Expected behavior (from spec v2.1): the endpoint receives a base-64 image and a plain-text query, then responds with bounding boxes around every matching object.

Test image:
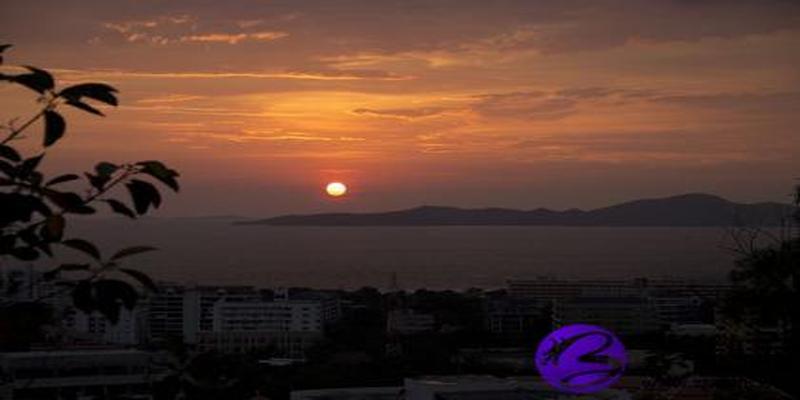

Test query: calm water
[61,218,740,290]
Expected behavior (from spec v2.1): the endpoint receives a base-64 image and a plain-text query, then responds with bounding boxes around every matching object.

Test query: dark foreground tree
[0,45,180,347]
[722,184,800,395]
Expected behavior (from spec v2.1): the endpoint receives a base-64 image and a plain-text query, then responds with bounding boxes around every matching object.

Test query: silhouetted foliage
[722,183,800,395]
[724,185,800,325]
[0,44,180,324]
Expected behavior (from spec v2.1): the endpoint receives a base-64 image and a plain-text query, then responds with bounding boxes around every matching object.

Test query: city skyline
[2,0,799,217]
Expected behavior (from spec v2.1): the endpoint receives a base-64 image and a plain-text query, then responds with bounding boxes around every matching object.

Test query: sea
[47,217,750,290]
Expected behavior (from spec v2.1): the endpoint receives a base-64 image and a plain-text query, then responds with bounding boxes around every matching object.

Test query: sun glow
[325,182,347,197]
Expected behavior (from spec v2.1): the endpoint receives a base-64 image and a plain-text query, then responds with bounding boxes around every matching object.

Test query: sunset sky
[2,0,799,216]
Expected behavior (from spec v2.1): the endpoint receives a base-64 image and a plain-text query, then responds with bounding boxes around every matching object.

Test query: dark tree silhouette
[722,184,800,395]
[0,44,180,336]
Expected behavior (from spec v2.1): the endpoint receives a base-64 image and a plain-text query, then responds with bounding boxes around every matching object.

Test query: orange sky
[2,1,799,216]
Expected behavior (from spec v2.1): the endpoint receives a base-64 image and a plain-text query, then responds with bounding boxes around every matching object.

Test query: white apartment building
[144,283,258,343]
[198,298,326,357]
[212,298,325,333]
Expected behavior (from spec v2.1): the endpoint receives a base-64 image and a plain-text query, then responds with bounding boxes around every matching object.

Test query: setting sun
[325,182,348,197]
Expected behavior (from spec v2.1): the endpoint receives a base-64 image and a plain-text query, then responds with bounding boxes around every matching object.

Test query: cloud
[179,31,288,44]
[508,128,780,164]
[236,19,265,29]
[102,15,196,45]
[469,88,800,121]
[102,14,287,46]
[651,92,800,113]
[352,107,450,119]
[315,0,800,73]
[134,94,206,104]
[471,91,587,120]
[210,130,367,144]
[51,68,414,82]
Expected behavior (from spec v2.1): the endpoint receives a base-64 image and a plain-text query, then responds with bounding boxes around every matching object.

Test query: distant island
[237,193,793,227]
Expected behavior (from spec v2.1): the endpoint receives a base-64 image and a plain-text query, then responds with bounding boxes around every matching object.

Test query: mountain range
[237,193,793,227]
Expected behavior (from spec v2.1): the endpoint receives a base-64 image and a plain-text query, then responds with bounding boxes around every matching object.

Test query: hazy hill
[238,193,792,227]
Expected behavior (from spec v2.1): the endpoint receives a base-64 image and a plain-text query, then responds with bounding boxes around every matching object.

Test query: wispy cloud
[134,94,206,105]
[179,31,288,44]
[210,130,367,144]
[352,107,451,119]
[102,15,287,46]
[102,15,195,45]
[52,68,414,82]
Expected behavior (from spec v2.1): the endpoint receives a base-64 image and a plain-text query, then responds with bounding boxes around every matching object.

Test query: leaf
[11,66,55,94]
[85,172,110,190]
[0,235,16,253]
[0,44,10,65]
[59,83,118,106]
[43,214,65,241]
[18,154,44,178]
[95,161,118,177]
[10,247,39,261]
[27,171,43,187]
[18,226,38,245]
[62,263,92,271]
[104,199,137,219]
[137,160,180,191]
[61,238,101,260]
[72,280,95,313]
[126,179,162,214]
[0,144,21,162]
[43,263,91,281]
[64,99,104,116]
[44,190,95,214]
[0,194,25,223]
[111,245,158,261]
[0,160,16,178]
[43,110,66,147]
[119,268,159,292]
[46,173,80,186]
[0,193,41,224]
[42,269,59,281]
[37,242,53,257]
[28,196,52,217]
[94,279,139,323]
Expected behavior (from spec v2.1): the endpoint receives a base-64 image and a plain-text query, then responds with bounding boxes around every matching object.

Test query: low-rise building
[485,298,549,337]
[386,309,436,335]
[291,375,631,400]
[62,307,140,346]
[555,296,663,336]
[0,349,165,400]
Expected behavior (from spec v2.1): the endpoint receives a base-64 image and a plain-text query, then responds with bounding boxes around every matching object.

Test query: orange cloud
[51,68,414,81]
[179,31,289,44]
